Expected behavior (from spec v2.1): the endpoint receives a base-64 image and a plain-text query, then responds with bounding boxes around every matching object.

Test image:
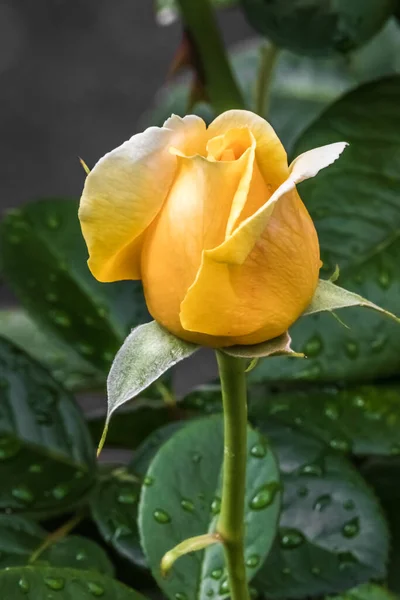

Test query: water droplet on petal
[206,589,214,597]
[303,336,323,357]
[143,476,153,486]
[246,554,260,568]
[153,509,171,524]
[313,494,332,512]
[343,499,355,510]
[87,581,105,597]
[250,443,267,458]
[342,517,360,538]
[44,577,65,590]
[76,550,87,561]
[181,498,194,512]
[249,482,280,510]
[175,593,188,600]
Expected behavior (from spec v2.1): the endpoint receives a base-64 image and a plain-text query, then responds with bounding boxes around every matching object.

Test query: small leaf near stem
[255,42,280,117]
[161,532,221,576]
[216,351,250,600]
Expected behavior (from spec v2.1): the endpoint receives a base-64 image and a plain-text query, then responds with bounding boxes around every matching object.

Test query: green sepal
[303,278,400,323]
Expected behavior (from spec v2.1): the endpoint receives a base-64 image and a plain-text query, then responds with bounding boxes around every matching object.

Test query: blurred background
[0,0,251,210]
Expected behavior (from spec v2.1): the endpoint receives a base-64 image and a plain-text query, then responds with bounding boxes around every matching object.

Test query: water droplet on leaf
[324,402,339,420]
[329,438,351,452]
[153,509,171,524]
[12,485,34,504]
[210,568,223,580]
[87,581,105,597]
[181,498,194,512]
[313,494,332,512]
[279,528,305,549]
[211,497,221,515]
[249,482,280,510]
[303,335,323,357]
[44,577,65,590]
[342,517,360,538]
[345,341,359,359]
[18,578,30,593]
[219,578,230,594]
[246,554,260,568]
[117,491,138,505]
[250,443,267,458]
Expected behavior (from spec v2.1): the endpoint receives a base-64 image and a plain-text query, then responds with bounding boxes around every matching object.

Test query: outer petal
[79,115,206,282]
[180,143,347,342]
[141,145,255,340]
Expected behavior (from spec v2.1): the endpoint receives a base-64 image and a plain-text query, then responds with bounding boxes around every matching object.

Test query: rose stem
[255,42,280,117]
[216,351,250,600]
[175,0,246,113]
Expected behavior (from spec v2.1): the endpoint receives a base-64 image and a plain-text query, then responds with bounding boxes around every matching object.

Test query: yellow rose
[79,110,345,347]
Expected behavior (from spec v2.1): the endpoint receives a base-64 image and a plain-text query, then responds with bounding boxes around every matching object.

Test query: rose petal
[79,115,206,282]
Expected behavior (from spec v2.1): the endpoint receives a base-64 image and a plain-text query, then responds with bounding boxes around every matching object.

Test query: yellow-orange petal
[79,115,206,282]
[208,110,289,207]
[180,142,347,341]
[141,145,255,339]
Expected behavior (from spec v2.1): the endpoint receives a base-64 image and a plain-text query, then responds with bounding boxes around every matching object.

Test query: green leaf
[240,0,394,56]
[328,583,397,600]
[40,537,114,575]
[251,76,400,384]
[0,515,43,568]
[253,420,389,598]
[0,566,147,599]
[0,515,114,574]
[106,322,198,430]
[91,423,182,567]
[0,337,96,518]
[0,199,148,372]
[154,0,236,25]
[138,415,281,600]
[362,457,400,593]
[0,309,102,392]
[249,383,400,457]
